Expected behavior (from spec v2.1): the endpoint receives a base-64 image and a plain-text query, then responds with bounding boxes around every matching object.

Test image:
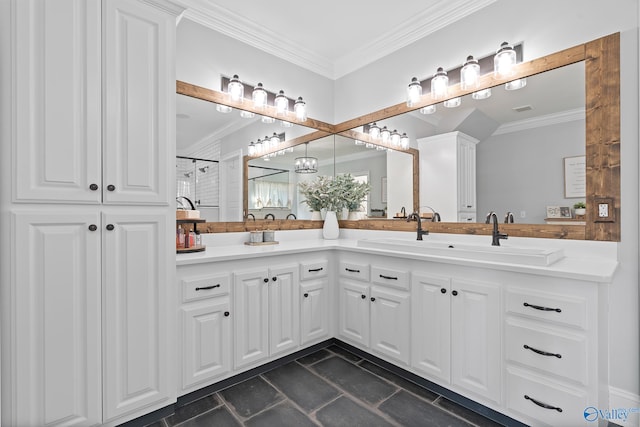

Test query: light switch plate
[595,197,615,222]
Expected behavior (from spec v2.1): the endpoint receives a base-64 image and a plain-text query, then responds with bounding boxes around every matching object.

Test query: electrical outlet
[594,197,615,222]
[520,211,526,218]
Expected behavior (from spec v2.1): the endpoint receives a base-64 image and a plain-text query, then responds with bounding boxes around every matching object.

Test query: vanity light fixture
[240,110,255,119]
[380,126,391,143]
[261,116,275,124]
[390,130,401,147]
[420,105,437,114]
[216,104,232,113]
[494,42,517,78]
[460,55,480,90]
[472,88,492,100]
[400,133,410,149]
[444,97,461,108]
[294,143,318,174]
[505,78,527,90]
[354,139,365,145]
[274,90,289,115]
[252,82,268,109]
[431,67,449,99]
[294,97,307,121]
[270,132,280,148]
[406,77,422,107]
[254,139,263,155]
[248,141,257,156]
[227,74,244,102]
[281,120,293,127]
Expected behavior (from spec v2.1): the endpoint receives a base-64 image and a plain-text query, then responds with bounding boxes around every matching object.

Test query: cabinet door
[102,211,174,420]
[10,212,101,426]
[234,268,270,369]
[269,264,300,356]
[338,280,370,347]
[457,140,476,212]
[13,0,102,203]
[181,299,231,391]
[450,279,501,403]
[102,0,177,205]
[300,278,329,345]
[370,286,411,365]
[411,273,451,382]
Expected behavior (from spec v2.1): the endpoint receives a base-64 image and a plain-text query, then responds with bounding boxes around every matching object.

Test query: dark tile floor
[147,345,506,427]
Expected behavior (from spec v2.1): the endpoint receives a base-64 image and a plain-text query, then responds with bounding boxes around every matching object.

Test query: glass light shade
[354,139,365,145]
[294,156,318,173]
[431,67,449,99]
[261,115,275,124]
[263,135,271,151]
[380,126,391,143]
[376,145,386,151]
[472,88,492,100]
[505,78,527,90]
[216,104,232,113]
[248,141,256,156]
[281,120,293,127]
[294,97,307,121]
[390,130,401,147]
[227,75,244,102]
[365,143,375,149]
[406,77,422,107]
[240,110,255,119]
[420,105,436,114]
[494,42,517,78]
[270,132,280,147]
[274,90,288,115]
[254,139,263,154]
[252,83,267,109]
[444,97,461,108]
[460,56,480,90]
[400,133,410,149]
[369,122,381,139]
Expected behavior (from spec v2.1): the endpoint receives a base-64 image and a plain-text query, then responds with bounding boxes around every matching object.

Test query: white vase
[348,211,360,220]
[575,208,586,216]
[322,211,340,239]
[310,211,322,221]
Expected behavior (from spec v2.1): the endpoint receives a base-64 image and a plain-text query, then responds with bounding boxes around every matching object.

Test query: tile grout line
[257,372,323,426]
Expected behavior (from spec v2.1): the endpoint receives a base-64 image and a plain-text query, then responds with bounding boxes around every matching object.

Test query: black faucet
[400,206,406,218]
[407,212,428,240]
[504,212,515,223]
[486,211,508,246]
[286,213,297,219]
[431,212,441,222]
[246,213,255,221]
[264,213,275,220]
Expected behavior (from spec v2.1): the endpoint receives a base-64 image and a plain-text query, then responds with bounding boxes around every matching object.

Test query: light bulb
[461,56,480,90]
[431,67,449,99]
[252,83,267,109]
[406,77,422,107]
[227,75,244,102]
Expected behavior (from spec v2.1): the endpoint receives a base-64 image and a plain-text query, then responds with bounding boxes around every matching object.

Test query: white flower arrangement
[298,174,371,213]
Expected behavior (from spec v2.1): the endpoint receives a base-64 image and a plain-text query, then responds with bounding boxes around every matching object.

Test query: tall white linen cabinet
[0,0,184,425]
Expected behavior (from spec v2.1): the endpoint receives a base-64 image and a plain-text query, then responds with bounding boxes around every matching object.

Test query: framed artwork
[560,206,571,218]
[564,155,586,198]
[381,177,387,203]
[546,205,562,218]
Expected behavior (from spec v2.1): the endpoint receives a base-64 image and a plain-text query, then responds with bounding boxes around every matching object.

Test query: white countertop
[176,230,619,283]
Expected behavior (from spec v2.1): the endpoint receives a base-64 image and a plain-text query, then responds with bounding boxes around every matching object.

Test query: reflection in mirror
[350,62,585,224]
[176,93,320,221]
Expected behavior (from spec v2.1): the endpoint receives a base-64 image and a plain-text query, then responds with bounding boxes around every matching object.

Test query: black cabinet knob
[107,184,115,191]
[272,277,277,282]
[88,224,97,231]
[304,293,309,298]
[263,278,269,283]
[89,183,99,191]
[361,294,366,299]
[106,224,115,231]
[370,297,376,302]
[441,288,447,294]
[452,290,458,296]
[224,311,230,317]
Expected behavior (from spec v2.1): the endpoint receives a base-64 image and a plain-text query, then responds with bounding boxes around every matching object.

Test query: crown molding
[492,108,585,135]
[176,0,495,80]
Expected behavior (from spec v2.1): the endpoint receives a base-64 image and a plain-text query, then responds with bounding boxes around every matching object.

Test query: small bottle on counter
[177,228,185,249]
[189,229,195,247]
[195,230,202,247]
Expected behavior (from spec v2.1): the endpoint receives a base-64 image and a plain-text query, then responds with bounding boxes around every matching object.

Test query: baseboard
[605,387,640,426]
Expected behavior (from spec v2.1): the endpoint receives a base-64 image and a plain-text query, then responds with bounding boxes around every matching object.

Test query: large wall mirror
[177,33,619,241]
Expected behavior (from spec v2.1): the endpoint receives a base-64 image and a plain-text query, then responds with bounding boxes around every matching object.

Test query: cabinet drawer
[506,288,587,330]
[339,261,370,282]
[300,260,328,280]
[371,266,409,290]
[181,273,230,303]
[506,367,588,427]
[506,319,587,385]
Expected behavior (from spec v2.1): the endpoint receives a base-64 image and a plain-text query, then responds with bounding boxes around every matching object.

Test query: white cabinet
[178,271,232,394]
[234,264,299,369]
[300,260,330,345]
[412,273,501,404]
[3,0,182,425]
[418,131,478,222]
[338,260,411,366]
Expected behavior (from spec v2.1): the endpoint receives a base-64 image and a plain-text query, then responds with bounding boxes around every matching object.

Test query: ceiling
[175,0,497,79]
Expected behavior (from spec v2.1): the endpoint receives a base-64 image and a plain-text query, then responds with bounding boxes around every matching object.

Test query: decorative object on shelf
[295,143,318,174]
[322,211,339,239]
[573,201,586,216]
[310,211,322,221]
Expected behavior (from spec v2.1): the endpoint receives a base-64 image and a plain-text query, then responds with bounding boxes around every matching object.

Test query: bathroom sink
[356,238,564,266]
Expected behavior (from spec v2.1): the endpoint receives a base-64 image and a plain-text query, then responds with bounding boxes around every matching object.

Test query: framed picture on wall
[381,177,387,203]
[546,205,562,218]
[564,155,586,198]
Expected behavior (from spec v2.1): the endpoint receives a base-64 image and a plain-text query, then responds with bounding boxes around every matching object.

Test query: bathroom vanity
[176,231,617,427]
